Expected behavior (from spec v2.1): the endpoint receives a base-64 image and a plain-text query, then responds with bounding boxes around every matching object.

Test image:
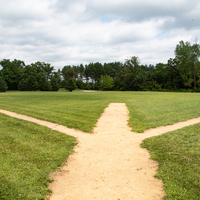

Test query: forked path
[1,103,200,199]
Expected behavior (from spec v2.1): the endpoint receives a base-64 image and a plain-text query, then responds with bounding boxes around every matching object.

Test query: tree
[26,75,39,91]
[94,78,101,90]
[62,65,72,80]
[65,67,78,80]
[18,78,28,91]
[50,75,60,91]
[87,63,95,84]
[0,76,8,92]
[123,56,144,90]
[166,58,184,89]
[84,64,90,83]
[100,75,114,90]
[0,59,25,90]
[149,80,162,91]
[124,56,141,74]
[39,62,54,80]
[76,78,84,89]
[22,63,47,91]
[175,40,200,90]
[93,62,103,82]
[150,63,167,89]
[39,76,52,91]
[65,78,76,92]
[78,64,85,80]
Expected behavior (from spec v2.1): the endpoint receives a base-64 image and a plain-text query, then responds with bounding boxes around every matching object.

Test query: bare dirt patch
[83,90,98,92]
[1,104,200,200]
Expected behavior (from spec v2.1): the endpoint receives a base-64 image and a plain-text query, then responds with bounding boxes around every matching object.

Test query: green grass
[1,91,200,199]
[0,91,111,133]
[141,124,200,199]
[0,113,76,200]
[1,91,200,132]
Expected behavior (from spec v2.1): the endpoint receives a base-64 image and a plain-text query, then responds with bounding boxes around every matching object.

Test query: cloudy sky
[0,0,199,70]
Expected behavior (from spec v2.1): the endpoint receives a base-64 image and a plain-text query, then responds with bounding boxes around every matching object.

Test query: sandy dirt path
[1,104,200,199]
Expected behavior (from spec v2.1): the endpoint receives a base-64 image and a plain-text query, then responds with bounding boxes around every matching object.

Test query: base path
[1,104,200,200]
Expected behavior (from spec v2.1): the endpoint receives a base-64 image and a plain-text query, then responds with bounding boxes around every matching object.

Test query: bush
[86,83,92,90]
[0,76,8,92]
[65,78,76,92]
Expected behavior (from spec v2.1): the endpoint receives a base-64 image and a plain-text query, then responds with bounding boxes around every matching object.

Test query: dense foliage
[0,76,7,92]
[1,40,200,92]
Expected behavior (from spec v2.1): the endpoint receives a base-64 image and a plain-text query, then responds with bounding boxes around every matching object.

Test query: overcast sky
[0,0,200,70]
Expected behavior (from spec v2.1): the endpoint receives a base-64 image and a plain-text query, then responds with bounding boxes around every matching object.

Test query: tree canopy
[175,41,200,90]
[1,40,200,92]
[0,76,8,92]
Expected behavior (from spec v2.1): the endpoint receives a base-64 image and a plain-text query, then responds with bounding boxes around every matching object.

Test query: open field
[1,91,200,199]
[0,113,76,199]
[1,91,200,132]
[142,124,200,199]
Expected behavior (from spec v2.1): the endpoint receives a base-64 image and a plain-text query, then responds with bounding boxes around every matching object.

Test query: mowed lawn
[1,91,200,199]
[0,113,76,200]
[1,91,200,133]
[142,124,200,199]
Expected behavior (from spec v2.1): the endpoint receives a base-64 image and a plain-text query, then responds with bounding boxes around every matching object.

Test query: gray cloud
[0,0,200,69]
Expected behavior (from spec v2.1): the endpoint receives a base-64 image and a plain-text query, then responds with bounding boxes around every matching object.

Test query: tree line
[0,40,200,92]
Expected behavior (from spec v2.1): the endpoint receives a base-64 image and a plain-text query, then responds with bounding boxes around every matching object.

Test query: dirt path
[1,104,200,199]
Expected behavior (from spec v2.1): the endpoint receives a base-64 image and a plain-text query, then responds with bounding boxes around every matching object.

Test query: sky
[0,0,200,70]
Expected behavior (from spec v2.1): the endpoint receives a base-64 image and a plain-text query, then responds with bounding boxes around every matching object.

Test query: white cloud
[0,0,200,69]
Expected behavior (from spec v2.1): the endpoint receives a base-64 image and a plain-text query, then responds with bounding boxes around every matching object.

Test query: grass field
[1,91,200,132]
[0,113,76,200]
[141,124,200,199]
[1,90,200,199]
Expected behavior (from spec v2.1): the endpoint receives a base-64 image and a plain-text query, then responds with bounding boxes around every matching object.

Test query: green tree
[87,63,95,84]
[76,78,84,89]
[26,75,39,91]
[84,64,90,83]
[65,78,76,92]
[50,75,60,91]
[124,56,140,73]
[175,40,200,90]
[39,62,54,80]
[100,75,114,90]
[149,80,162,91]
[65,67,78,80]
[122,56,144,91]
[94,78,101,90]
[39,76,52,91]
[93,62,103,82]
[62,65,71,80]
[0,76,8,92]
[166,58,184,89]
[150,63,167,89]
[22,63,48,91]
[18,78,28,91]
[78,64,85,80]
[0,59,24,90]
